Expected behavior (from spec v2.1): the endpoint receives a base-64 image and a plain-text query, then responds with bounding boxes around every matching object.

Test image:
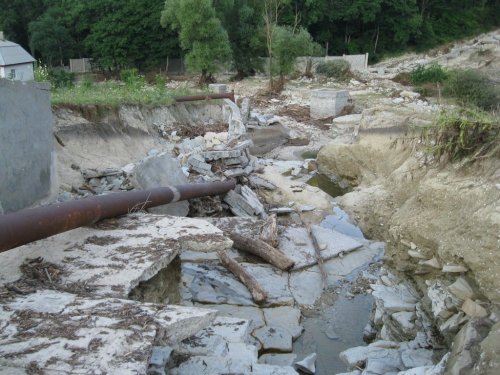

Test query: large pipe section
[0,181,235,253]
[174,92,235,103]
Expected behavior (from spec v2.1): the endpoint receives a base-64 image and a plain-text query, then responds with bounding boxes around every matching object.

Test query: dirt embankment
[317,126,500,306]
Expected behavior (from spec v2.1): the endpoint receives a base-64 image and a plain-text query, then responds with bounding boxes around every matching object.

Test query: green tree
[270,25,316,91]
[215,0,265,79]
[161,0,232,83]
[29,7,75,66]
[0,0,45,52]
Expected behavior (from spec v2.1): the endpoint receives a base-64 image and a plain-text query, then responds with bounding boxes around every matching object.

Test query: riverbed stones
[446,318,492,375]
[426,281,459,319]
[461,298,488,318]
[294,353,317,374]
[448,277,475,301]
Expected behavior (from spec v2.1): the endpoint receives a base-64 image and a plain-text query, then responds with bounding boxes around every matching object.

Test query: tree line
[1,0,498,75]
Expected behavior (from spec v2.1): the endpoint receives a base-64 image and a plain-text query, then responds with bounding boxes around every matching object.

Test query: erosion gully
[131,175,382,374]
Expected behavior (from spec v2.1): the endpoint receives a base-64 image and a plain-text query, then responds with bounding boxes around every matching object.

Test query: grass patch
[421,108,499,161]
[443,69,499,111]
[51,81,195,106]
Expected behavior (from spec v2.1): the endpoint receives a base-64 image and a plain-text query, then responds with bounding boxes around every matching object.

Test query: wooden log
[296,210,328,290]
[259,213,279,248]
[217,250,267,304]
[230,233,294,271]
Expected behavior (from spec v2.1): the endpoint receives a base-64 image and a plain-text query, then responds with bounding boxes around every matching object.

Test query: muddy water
[307,174,349,199]
[294,293,374,374]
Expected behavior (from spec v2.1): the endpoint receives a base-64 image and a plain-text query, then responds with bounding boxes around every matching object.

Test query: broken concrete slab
[252,364,299,374]
[176,316,251,356]
[253,326,293,352]
[240,263,294,306]
[371,284,418,314]
[199,304,266,331]
[131,153,189,216]
[249,174,278,190]
[279,226,363,270]
[223,186,266,218]
[0,290,216,374]
[0,214,229,298]
[187,153,214,176]
[289,267,324,307]
[203,149,242,161]
[181,262,256,306]
[263,306,303,339]
[171,355,253,375]
[323,241,385,281]
[259,353,298,366]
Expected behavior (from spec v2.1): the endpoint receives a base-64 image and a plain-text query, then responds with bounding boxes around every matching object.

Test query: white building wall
[0,63,34,81]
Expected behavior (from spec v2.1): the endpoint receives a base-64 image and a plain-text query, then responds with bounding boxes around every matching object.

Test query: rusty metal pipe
[174,91,235,103]
[0,181,235,253]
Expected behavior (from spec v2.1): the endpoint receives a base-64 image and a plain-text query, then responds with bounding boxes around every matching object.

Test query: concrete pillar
[310,89,352,119]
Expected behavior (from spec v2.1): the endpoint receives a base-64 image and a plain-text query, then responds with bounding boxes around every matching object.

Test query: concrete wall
[0,79,55,213]
[0,63,34,81]
[295,54,369,73]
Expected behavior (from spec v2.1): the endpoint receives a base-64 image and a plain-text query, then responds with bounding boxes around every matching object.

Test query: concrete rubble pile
[337,266,498,375]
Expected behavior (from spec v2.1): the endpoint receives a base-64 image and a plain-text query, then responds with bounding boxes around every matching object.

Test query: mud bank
[317,118,500,373]
[52,102,228,191]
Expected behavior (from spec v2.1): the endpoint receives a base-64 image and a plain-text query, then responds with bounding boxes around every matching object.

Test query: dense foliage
[0,0,498,72]
[316,60,352,81]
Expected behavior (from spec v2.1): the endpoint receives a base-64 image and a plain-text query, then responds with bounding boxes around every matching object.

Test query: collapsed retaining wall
[0,79,55,213]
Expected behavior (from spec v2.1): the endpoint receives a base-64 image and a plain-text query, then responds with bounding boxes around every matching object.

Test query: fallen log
[229,233,294,271]
[259,213,279,248]
[217,250,267,304]
[296,210,328,290]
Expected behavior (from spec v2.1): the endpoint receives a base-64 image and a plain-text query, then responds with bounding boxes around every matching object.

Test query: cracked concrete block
[263,306,303,339]
[253,326,293,352]
[0,290,217,374]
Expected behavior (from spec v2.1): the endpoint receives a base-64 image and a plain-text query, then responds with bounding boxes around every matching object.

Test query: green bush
[421,108,499,161]
[49,69,75,88]
[410,64,448,85]
[316,60,351,81]
[443,69,499,111]
[154,74,167,91]
[120,68,145,88]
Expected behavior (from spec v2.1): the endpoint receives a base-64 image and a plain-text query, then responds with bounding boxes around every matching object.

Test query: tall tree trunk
[373,25,380,55]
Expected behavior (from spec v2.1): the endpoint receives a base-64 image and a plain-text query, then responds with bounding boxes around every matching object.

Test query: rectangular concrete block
[208,83,227,94]
[310,89,352,119]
